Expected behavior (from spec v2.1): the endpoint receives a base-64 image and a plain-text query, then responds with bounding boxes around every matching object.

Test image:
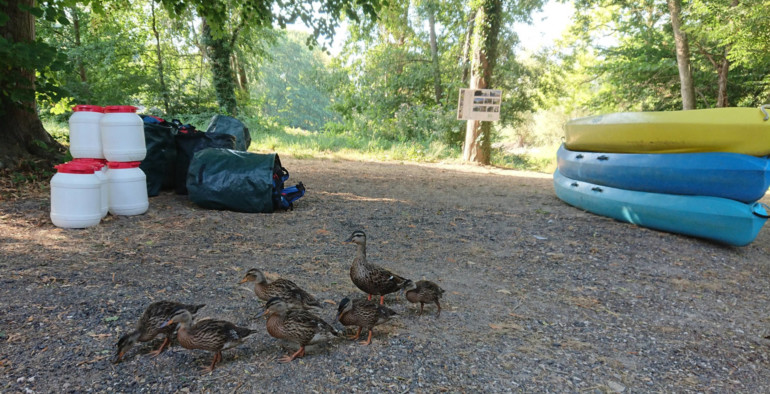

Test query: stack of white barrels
[50,105,149,228]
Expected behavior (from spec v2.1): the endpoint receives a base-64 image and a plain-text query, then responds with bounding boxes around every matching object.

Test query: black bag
[204,115,252,151]
[173,123,236,195]
[186,148,305,213]
[139,115,176,197]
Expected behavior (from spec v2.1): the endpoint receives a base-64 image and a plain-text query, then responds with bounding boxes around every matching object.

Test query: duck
[257,297,341,362]
[335,297,397,345]
[403,279,445,317]
[239,268,322,314]
[112,301,205,363]
[345,230,409,305]
[160,309,258,372]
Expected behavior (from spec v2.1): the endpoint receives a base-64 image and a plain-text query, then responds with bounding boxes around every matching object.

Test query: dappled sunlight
[317,191,407,204]
[1,224,91,255]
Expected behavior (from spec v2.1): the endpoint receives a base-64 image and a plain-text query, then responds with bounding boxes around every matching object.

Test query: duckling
[160,309,257,372]
[335,297,397,345]
[403,279,445,317]
[257,297,341,362]
[112,301,205,363]
[239,268,322,314]
[345,230,409,305]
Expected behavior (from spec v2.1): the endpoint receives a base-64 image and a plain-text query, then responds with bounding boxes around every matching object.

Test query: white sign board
[457,88,502,121]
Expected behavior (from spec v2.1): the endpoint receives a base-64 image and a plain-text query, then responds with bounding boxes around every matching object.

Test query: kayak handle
[591,187,603,192]
[575,154,584,159]
[752,202,770,219]
[570,182,579,187]
[761,104,769,121]
[597,155,609,161]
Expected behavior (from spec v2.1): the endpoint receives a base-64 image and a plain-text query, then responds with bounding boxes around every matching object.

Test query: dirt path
[2,156,770,392]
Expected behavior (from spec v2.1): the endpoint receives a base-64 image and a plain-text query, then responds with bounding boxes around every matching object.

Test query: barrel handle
[761,104,769,121]
[752,202,770,219]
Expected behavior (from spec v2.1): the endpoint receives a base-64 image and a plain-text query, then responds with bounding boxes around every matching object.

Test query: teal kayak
[553,169,769,246]
[557,144,770,203]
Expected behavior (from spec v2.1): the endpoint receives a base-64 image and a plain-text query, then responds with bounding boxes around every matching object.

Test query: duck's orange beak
[238,277,249,284]
[159,318,174,328]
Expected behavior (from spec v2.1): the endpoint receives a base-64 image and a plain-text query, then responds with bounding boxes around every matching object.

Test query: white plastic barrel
[50,162,102,228]
[71,158,109,218]
[69,105,105,159]
[107,161,148,216]
[101,105,146,162]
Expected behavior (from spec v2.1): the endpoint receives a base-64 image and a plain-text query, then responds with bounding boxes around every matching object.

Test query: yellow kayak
[564,106,770,156]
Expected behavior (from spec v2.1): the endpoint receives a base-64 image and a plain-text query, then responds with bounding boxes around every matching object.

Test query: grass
[247,122,556,172]
[40,117,557,173]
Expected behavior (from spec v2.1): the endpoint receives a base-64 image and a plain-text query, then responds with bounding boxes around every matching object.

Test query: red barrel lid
[104,105,138,113]
[107,161,142,169]
[55,163,96,174]
[71,158,105,169]
[72,104,104,113]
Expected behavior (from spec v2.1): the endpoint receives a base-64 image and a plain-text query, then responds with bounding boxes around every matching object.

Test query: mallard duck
[112,301,205,363]
[257,297,341,362]
[239,268,322,314]
[345,230,409,305]
[160,309,257,372]
[403,279,445,317]
[335,297,397,345]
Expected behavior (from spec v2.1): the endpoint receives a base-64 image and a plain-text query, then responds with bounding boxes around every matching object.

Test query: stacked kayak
[555,106,770,246]
[564,107,770,155]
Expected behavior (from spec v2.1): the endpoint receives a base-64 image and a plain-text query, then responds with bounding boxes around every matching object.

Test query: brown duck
[239,268,322,314]
[335,297,397,345]
[161,309,257,372]
[345,230,409,305]
[257,297,341,362]
[403,279,445,317]
[112,301,205,363]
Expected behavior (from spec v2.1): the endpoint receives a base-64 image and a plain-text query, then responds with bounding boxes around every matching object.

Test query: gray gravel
[2,157,770,392]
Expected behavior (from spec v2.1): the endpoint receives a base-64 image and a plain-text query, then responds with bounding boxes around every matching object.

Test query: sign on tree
[457,89,502,121]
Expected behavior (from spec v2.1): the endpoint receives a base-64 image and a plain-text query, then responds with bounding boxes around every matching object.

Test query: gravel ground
[2,156,770,393]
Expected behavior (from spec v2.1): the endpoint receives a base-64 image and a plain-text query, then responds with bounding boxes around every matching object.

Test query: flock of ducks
[111,230,445,372]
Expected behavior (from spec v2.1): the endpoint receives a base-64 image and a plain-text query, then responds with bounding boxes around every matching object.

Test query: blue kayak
[557,144,770,203]
[553,169,769,246]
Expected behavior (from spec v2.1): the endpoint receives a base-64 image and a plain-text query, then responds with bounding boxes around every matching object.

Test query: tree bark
[462,0,502,165]
[0,0,65,171]
[71,8,87,84]
[427,5,442,104]
[716,55,730,107]
[201,18,238,116]
[460,10,476,86]
[151,3,171,115]
[667,0,695,110]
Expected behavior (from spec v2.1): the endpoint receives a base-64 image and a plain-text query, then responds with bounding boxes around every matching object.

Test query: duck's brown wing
[365,264,409,295]
[417,280,445,298]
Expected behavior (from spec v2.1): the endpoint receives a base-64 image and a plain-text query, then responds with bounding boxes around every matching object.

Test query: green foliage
[562,0,770,112]
[252,31,341,131]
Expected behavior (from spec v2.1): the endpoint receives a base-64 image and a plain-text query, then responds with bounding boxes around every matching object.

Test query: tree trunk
[71,8,87,84]
[667,0,695,110]
[427,6,442,104]
[460,10,476,86]
[716,55,730,107]
[462,0,502,165]
[151,3,171,115]
[0,0,65,171]
[201,19,238,116]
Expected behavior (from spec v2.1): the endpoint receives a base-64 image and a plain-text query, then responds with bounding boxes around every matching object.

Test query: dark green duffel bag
[186,148,291,213]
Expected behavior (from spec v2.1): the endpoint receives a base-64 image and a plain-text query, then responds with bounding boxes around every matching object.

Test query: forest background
[4,0,770,179]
